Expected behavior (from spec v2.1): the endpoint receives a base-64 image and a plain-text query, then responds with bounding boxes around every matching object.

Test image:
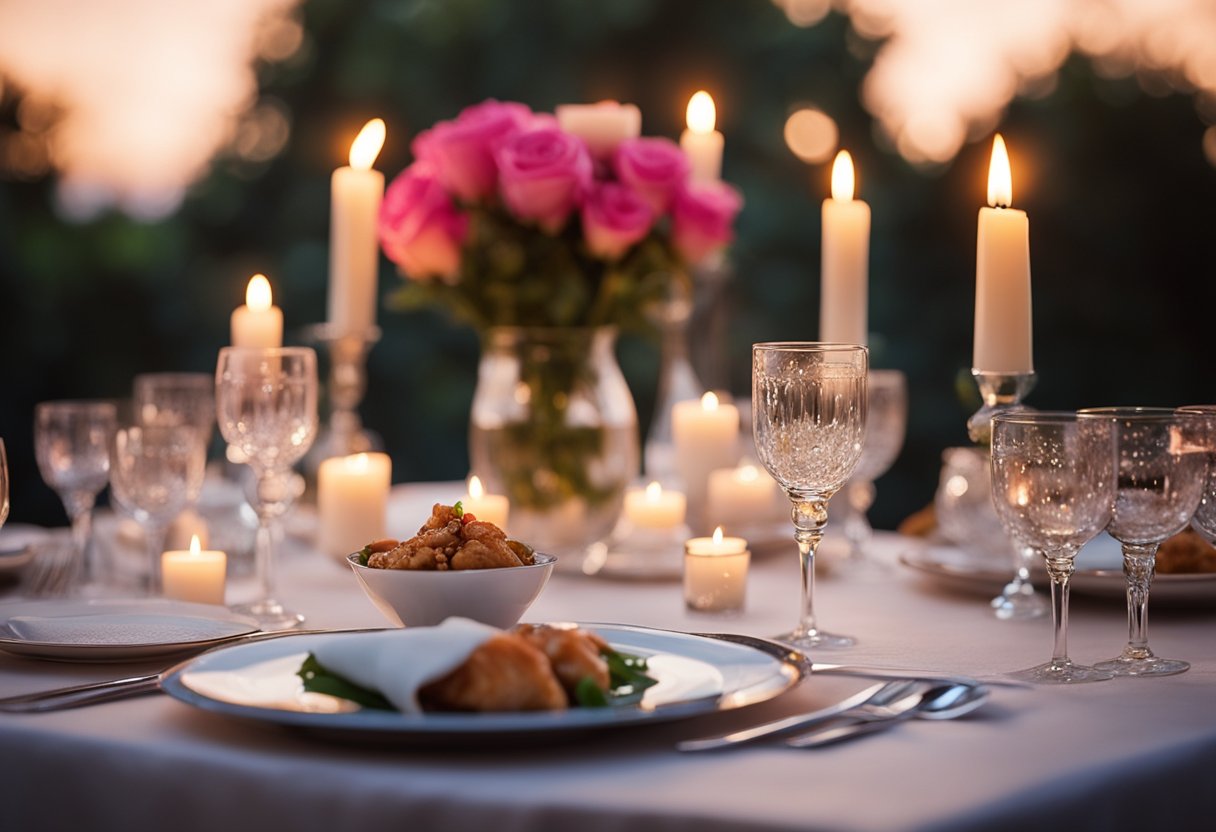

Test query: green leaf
[297,653,394,710]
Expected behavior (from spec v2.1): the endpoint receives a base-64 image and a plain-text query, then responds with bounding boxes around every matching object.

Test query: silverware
[0,674,161,713]
[785,682,990,748]
[677,678,926,752]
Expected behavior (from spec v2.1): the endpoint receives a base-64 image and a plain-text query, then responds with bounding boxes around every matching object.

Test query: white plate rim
[0,599,261,662]
[159,623,808,741]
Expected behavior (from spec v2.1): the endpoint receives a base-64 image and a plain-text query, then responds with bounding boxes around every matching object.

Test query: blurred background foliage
[2,0,1215,530]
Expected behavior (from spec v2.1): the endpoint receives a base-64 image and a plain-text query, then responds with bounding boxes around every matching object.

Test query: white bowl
[346,552,556,629]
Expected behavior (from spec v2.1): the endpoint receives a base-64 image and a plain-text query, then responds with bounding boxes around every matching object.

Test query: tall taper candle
[329,118,386,337]
[819,150,870,345]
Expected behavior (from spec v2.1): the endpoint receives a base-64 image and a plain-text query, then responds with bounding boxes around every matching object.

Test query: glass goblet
[1177,405,1216,545]
[1079,407,1207,677]
[216,347,318,629]
[133,372,216,451]
[0,438,9,531]
[990,411,1117,684]
[34,400,117,590]
[840,369,906,571]
[108,423,207,594]
[752,342,868,650]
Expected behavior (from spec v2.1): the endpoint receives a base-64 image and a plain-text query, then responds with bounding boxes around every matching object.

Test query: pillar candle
[555,101,641,159]
[461,475,510,530]
[706,464,782,529]
[672,392,740,530]
[684,527,749,613]
[820,150,870,345]
[679,91,724,183]
[162,535,227,606]
[230,274,283,348]
[318,452,392,558]
[624,481,687,530]
[328,118,386,337]
[974,134,1033,373]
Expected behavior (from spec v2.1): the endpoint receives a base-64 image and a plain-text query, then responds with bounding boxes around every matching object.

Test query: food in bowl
[297,617,656,713]
[357,502,535,571]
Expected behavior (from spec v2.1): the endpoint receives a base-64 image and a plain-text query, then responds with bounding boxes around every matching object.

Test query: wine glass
[839,369,906,570]
[133,372,216,451]
[752,342,867,649]
[990,411,1117,684]
[216,347,318,629]
[1177,405,1216,545]
[108,422,207,594]
[34,400,117,590]
[1079,407,1207,677]
[0,438,9,531]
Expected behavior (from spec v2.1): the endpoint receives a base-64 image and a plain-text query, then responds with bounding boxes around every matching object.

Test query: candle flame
[346,453,369,472]
[831,149,855,201]
[712,526,724,544]
[469,475,485,499]
[645,481,663,501]
[189,534,201,555]
[987,133,1013,208]
[686,91,716,134]
[245,274,272,310]
[701,391,720,411]
[349,118,386,170]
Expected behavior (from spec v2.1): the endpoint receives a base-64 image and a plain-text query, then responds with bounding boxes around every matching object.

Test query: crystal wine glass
[0,438,9,532]
[108,422,207,594]
[1177,405,1216,545]
[34,400,117,590]
[990,411,1117,684]
[133,372,216,452]
[752,342,867,649]
[840,369,906,570]
[1079,407,1207,677]
[216,347,318,629]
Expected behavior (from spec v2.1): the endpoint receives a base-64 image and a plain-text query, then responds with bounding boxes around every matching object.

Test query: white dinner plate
[159,624,808,746]
[0,524,51,576]
[0,599,261,662]
[899,534,1216,607]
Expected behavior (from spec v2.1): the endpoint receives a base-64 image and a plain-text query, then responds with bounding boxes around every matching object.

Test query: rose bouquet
[375,100,742,556]
[377,98,742,331]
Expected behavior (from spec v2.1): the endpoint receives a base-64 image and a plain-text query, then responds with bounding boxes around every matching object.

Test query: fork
[677,678,927,752]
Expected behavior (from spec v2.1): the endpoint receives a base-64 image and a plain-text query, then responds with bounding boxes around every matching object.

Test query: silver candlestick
[303,323,382,464]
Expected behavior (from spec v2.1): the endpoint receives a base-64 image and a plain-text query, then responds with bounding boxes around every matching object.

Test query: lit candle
[461,475,510,530]
[624,481,687,530]
[230,274,283,348]
[679,91,724,183]
[317,452,392,558]
[673,392,740,530]
[165,509,210,552]
[329,118,386,337]
[706,464,782,529]
[555,101,642,159]
[162,535,227,606]
[819,149,870,345]
[974,133,1033,373]
[684,527,750,613]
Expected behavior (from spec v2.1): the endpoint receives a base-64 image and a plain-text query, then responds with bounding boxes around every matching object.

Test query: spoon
[785,682,989,748]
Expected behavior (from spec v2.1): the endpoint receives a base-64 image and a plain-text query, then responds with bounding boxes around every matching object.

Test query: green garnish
[575,648,659,708]
[355,546,372,566]
[453,500,464,517]
[298,653,393,710]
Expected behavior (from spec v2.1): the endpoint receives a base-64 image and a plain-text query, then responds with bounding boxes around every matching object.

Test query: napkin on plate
[5,613,255,646]
[311,617,499,713]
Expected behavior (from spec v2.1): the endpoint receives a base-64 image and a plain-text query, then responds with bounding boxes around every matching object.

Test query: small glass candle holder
[684,530,750,614]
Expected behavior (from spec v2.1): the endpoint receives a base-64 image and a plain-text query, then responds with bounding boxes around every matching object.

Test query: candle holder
[966,370,1037,445]
[303,323,383,466]
[683,537,750,615]
[644,282,704,482]
[581,517,691,580]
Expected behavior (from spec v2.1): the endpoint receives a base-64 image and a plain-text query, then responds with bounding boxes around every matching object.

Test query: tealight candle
[162,535,227,605]
[680,91,724,183]
[329,118,386,337]
[555,101,641,159]
[974,133,1033,373]
[706,464,782,529]
[461,475,510,530]
[684,527,749,613]
[672,392,739,530]
[820,149,870,345]
[230,274,283,348]
[318,452,392,558]
[624,481,687,530]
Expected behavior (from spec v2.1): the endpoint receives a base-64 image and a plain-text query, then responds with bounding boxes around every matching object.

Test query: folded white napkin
[311,617,500,713]
[5,613,254,645]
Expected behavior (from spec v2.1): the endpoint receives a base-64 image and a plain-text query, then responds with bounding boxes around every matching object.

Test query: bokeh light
[784,107,839,164]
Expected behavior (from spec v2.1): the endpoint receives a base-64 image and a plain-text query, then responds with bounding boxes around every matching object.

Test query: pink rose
[581,182,653,260]
[411,99,532,203]
[378,163,468,281]
[495,128,593,233]
[671,181,743,265]
[612,137,691,215]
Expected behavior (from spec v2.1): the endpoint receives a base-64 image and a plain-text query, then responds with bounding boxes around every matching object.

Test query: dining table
[2,480,1215,832]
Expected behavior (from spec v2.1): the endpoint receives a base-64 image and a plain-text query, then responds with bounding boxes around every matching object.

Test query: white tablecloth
[2,483,1215,832]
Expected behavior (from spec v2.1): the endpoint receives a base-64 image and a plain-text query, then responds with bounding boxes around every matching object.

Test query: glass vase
[469,327,639,568]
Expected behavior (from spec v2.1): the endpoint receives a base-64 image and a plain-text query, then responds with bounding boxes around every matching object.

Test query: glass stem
[791,496,829,641]
[843,480,875,554]
[1121,542,1158,658]
[253,518,276,604]
[250,468,293,605]
[64,492,97,586]
[144,522,169,596]
[1044,550,1075,665]
[1015,543,1035,585]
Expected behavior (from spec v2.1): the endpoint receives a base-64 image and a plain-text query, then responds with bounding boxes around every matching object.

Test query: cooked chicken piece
[514,623,610,696]
[420,632,568,711]
[366,503,531,571]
